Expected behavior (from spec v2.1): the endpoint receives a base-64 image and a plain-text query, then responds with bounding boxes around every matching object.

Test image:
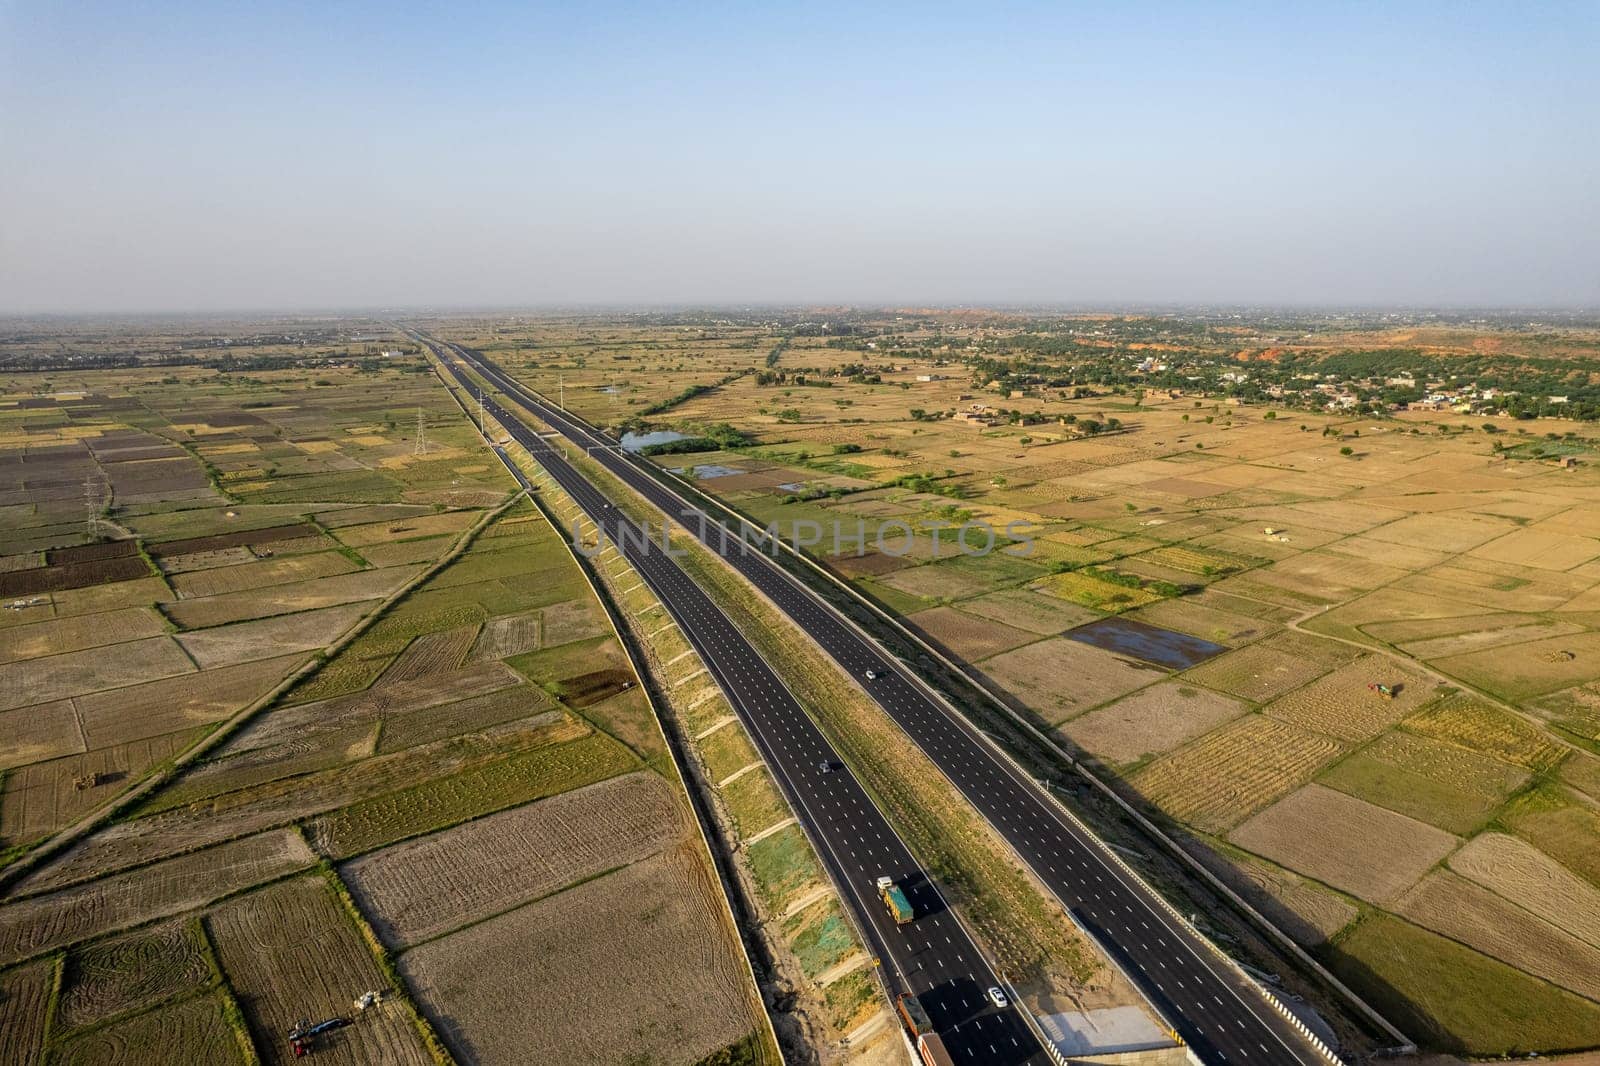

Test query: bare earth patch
[1061,683,1246,765]
[1448,831,1600,949]
[979,637,1165,723]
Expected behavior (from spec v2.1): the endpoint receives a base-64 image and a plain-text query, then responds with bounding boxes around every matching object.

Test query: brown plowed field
[0,606,167,664]
[77,653,307,749]
[1061,683,1246,765]
[171,550,359,599]
[399,842,754,1066]
[209,875,433,1066]
[0,830,314,965]
[344,771,683,947]
[0,698,81,770]
[540,596,610,647]
[176,602,373,668]
[1229,784,1458,903]
[167,567,418,631]
[0,636,194,712]
[146,522,320,558]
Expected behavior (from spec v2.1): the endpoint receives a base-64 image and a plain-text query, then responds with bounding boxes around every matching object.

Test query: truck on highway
[876,876,914,924]
[895,993,932,1035]
[916,1033,956,1066]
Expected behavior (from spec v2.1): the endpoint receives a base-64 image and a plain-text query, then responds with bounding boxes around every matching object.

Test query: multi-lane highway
[428,339,1049,1066]
[431,335,1334,1065]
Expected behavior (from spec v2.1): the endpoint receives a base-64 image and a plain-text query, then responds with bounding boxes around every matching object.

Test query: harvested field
[345,771,684,947]
[469,613,540,660]
[1126,596,1274,647]
[1431,631,1600,702]
[0,830,315,965]
[957,588,1099,635]
[170,550,359,599]
[52,992,247,1066]
[0,698,82,770]
[1061,683,1245,765]
[980,637,1166,723]
[58,918,214,1031]
[146,522,321,558]
[2,727,205,844]
[380,624,478,685]
[399,843,754,1066]
[0,606,167,664]
[77,653,306,748]
[905,605,1039,661]
[336,509,479,547]
[227,661,522,754]
[307,728,634,858]
[377,688,553,754]
[1229,784,1457,903]
[209,875,433,1066]
[1132,716,1343,833]
[1181,629,1355,703]
[877,561,995,602]
[1264,655,1433,742]
[0,957,52,1066]
[1317,733,1526,834]
[1396,870,1600,1000]
[1448,832,1600,948]
[1402,693,1561,768]
[0,636,194,712]
[165,565,420,630]
[1186,843,1357,947]
[540,596,610,646]
[177,601,373,667]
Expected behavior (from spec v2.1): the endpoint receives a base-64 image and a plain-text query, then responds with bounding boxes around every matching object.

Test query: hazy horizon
[3,1,1597,313]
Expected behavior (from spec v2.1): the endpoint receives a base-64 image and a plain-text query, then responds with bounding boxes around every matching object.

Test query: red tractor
[287,1017,349,1056]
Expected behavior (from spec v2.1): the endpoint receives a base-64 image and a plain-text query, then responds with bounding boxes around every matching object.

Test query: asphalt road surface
[432,336,1333,1066]
[430,342,1050,1066]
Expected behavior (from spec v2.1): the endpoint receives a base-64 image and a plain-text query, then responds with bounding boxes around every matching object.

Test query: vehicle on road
[916,1032,956,1066]
[817,759,839,774]
[987,986,1009,1008]
[864,668,877,680]
[895,992,933,1035]
[876,875,914,924]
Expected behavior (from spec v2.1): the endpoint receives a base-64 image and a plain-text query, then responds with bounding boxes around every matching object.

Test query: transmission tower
[413,408,429,457]
[83,473,105,540]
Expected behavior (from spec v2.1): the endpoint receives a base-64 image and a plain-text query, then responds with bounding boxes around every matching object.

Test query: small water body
[1065,616,1227,670]
[681,464,743,479]
[777,482,807,493]
[620,430,691,453]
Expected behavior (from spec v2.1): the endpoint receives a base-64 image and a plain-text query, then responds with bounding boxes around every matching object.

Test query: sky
[1,1,1597,312]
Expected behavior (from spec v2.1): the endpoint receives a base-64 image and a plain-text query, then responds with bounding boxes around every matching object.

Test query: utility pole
[477,390,486,433]
[413,408,429,457]
[83,473,104,540]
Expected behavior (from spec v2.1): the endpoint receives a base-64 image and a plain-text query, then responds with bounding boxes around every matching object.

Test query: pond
[1064,616,1227,670]
[669,464,744,479]
[620,429,692,453]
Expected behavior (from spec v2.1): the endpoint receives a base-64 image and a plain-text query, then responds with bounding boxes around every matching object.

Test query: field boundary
[0,494,521,895]
[439,358,785,1066]
[506,375,1416,1053]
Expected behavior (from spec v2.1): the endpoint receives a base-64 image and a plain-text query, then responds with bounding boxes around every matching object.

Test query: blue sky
[1,1,1596,310]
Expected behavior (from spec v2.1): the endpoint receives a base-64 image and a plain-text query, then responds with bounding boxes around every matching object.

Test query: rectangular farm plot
[951,587,1099,635]
[177,601,373,668]
[1061,683,1246,766]
[52,992,247,1066]
[1396,870,1600,1001]
[0,830,315,966]
[164,565,422,630]
[905,605,1039,661]
[344,771,685,947]
[0,698,82,770]
[1031,570,1161,612]
[169,550,360,599]
[1470,526,1600,572]
[1125,596,1275,647]
[1403,693,1562,769]
[0,636,194,712]
[209,875,433,1066]
[1429,631,1600,702]
[77,653,306,748]
[0,957,52,1066]
[398,843,757,1066]
[0,606,167,664]
[1448,832,1600,950]
[57,918,214,1032]
[1131,715,1343,833]
[979,637,1166,724]
[1263,655,1434,742]
[1316,731,1527,834]
[1229,784,1457,903]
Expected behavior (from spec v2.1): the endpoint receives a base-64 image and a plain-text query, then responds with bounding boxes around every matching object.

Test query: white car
[864,669,877,681]
[987,986,1008,1009]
